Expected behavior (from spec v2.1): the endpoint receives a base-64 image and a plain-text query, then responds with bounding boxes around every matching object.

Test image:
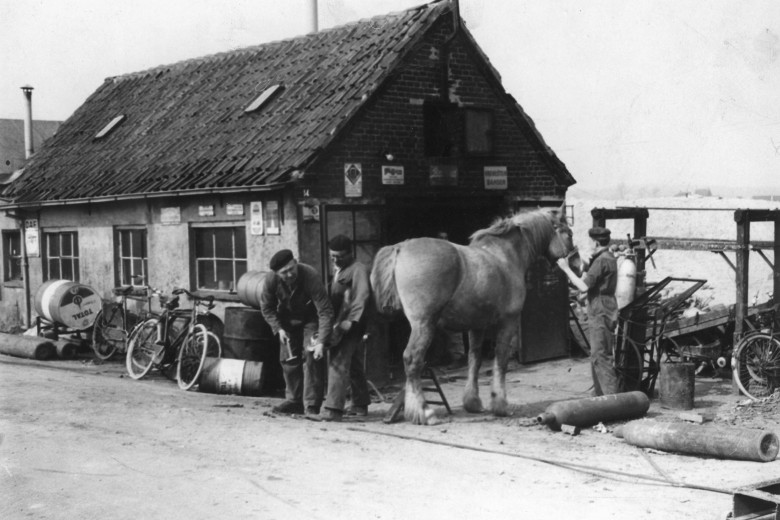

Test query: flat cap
[269,249,294,271]
[588,227,611,240]
[327,234,352,252]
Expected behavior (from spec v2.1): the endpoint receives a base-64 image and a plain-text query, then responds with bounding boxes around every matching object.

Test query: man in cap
[557,226,619,395]
[315,234,372,422]
[259,249,334,417]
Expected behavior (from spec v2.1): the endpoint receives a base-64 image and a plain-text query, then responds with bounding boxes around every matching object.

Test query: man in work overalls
[259,249,334,417]
[557,227,619,395]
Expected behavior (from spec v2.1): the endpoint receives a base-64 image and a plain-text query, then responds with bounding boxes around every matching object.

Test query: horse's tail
[370,245,403,316]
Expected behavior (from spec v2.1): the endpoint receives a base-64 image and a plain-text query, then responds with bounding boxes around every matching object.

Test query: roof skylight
[244,84,284,113]
[94,115,126,139]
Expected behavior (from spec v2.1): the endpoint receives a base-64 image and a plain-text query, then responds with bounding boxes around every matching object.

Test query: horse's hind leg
[463,329,486,413]
[403,321,437,425]
[489,324,517,417]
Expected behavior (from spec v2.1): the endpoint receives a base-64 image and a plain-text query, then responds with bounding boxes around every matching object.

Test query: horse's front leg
[490,323,518,417]
[463,329,486,413]
[403,321,437,425]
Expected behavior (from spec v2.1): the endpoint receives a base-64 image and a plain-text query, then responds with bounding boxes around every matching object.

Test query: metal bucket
[198,357,265,396]
[236,271,267,308]
[34,279,102,330]
[659,362,695,410]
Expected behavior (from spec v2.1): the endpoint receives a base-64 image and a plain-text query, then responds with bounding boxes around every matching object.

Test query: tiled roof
[6,1,451,204]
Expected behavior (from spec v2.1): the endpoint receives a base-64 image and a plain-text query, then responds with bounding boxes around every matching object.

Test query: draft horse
[370,206,576,425]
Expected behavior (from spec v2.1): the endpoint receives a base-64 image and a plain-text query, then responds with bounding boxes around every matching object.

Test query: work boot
[319,408,343,422]
[272,400,304,415]
[345,405,368,417]
[305,406,321,419]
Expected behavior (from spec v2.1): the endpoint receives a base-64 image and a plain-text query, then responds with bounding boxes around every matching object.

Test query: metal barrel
[198,357,265,396]
[0,332,56,360]
[34,279,102,330]
[222,306,283,394]
[236,271,268,309]
[536,391,650,431]
[658,361,695,410]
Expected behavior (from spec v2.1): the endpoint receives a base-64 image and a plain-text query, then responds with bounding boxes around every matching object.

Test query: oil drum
[222,306,283,394]
[198,357,265,396]
[236,270,267,308]
[658,361,695,410]
[34,279,102,330]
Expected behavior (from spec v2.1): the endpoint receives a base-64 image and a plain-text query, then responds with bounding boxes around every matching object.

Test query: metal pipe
[21,85,34,158]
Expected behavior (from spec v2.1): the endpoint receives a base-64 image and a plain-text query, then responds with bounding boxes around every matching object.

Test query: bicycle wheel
[126,318,163,380]
[92,305,125,360]
[733,332,780,399]
[177,324,221,390]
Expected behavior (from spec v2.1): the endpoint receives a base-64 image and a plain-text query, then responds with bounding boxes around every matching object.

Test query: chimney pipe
[21,85,34,159]
[305,0,318,34]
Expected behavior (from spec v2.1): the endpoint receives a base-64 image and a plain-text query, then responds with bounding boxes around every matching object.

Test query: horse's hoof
[463,395,484,414]
[490,398,511,417]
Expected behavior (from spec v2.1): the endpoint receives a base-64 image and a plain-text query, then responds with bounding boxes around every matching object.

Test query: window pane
[49,260,60,280]
[62,260,73,280]
[216,260,233,286]
[197,259,215,289]
[61,234,73,256]
[120,230,132,256]
[466,109,492,153]
[234,228,246,257]
[235,261,247,284]
[48,235,59,256]
[327,211,354,239]
[355,210,380,241]
[121,259,132,285]
[131,230,144,257]
[214,229,232,257]
[195,229,213,257]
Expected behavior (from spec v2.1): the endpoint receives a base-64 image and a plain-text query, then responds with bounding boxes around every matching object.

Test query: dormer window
[95,115,126,139]
[244,84,284,113]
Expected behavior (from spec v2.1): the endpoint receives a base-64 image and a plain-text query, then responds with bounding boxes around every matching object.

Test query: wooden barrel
[236,271,268,309]
[34,280,102,330]
[198,357,265,396]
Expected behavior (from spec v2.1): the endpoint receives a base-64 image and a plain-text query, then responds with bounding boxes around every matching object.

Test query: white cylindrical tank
[615,253,637,309]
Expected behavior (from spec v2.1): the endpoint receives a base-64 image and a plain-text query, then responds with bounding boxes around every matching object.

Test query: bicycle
[732,304,780,400]
[92,276,158,360]
[125,288,222,390]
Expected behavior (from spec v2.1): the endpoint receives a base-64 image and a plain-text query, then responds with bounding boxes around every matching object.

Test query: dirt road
[1,353,778,520]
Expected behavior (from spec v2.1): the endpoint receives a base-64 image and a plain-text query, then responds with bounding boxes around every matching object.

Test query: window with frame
[44,231,79,281]
[464,108,494,155]
[423,100,458,157]
[193,226,247,291]
[3,230,22,282]
[116,228,148,286]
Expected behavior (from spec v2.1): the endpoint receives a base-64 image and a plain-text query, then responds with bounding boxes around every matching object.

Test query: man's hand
[310,342,324,360]
[338,320,353,332]
[278,329,290,345]
[556,257,571,272]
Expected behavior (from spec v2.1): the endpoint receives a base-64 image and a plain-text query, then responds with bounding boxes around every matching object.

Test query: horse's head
[545,205,580,272]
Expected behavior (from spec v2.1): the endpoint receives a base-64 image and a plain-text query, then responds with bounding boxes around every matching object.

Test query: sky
[2,0,779,196]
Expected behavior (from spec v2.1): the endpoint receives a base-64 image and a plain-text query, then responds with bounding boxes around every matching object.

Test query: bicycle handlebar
[171,288,215,309]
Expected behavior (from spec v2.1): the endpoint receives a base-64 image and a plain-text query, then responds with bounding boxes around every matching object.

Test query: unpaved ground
[2,351,779,520]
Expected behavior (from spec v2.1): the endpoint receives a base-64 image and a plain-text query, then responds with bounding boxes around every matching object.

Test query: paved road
[0,353,776,519]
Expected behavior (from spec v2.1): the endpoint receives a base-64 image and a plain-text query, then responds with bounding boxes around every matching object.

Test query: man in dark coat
[259,249,334,416]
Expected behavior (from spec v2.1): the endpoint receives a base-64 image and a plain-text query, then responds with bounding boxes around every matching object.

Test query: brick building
[1,1,575,371]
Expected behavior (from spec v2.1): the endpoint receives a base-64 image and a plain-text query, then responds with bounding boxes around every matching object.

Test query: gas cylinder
[536,391,650,431]
[614,420,779,462]
[615,252,637,309]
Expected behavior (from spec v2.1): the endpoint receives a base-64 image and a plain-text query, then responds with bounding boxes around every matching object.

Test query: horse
[370,206,576,425]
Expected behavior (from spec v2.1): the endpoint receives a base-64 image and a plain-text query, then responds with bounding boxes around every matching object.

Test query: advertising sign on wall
[429,164,458,186]
[484,166,508,190]
[344,163,362,197]
[381,165,404,185]
[24,219,39,257]
[161,207,181,225]
[250,201,264,235]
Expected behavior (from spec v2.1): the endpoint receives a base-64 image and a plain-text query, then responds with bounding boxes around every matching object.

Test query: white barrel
[615,255,637,309]
[34,279,102,330]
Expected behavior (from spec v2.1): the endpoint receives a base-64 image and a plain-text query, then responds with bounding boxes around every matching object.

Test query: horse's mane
[470,208,558,246]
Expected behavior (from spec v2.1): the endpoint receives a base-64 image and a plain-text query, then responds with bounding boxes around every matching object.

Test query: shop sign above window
[483,166,508,190]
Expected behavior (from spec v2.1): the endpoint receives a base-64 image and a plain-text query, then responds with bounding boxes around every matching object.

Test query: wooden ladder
[383,366,452,423]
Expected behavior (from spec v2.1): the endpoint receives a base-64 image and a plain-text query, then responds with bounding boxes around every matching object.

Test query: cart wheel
[615,339,644,392]
[733,332,780,400]
[91,305,125,360]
